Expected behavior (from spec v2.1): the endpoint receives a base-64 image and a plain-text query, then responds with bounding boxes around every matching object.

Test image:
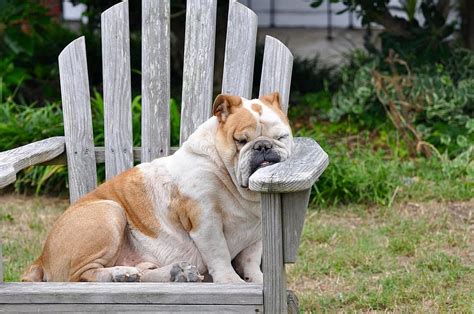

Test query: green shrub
[328,48,474,156]
[0,94,181,194]
[0,0,78,104]
[297,127,473,207]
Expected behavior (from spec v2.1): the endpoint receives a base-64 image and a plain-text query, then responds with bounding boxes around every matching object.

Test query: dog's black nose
[253,140,272,152]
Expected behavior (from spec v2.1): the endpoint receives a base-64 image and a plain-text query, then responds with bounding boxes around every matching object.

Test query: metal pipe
[327,0,333,40]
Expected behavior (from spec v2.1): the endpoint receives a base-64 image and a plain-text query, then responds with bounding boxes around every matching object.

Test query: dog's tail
[22,258,44,282]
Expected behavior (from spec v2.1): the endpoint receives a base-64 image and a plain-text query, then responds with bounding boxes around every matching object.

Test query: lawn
[1,195,472,312]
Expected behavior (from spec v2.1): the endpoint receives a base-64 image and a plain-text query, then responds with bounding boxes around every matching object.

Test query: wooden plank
[0,137,65,189]
[249,137,329,193]
[0,283,262,305]
[0,304,262,313]
[259,36,293,114]
[221,2,257,98]
[261,193,287,314]
[38,147,181,166]
[59,37,98,203]
[180,0,217,144]
[141,0,171,161]
[102,2,134,179]
[282,189,311,263]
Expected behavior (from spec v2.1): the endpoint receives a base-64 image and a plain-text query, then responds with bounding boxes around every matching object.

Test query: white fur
[132,98,292,283]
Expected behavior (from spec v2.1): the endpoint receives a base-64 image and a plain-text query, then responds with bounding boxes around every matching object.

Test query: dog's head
[213,92,293,188]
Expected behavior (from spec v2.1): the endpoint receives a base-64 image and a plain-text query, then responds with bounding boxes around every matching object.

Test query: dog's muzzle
[249,140,281,175]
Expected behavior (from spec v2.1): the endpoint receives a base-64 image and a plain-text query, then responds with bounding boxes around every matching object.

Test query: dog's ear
[259,91,282,111]
[212,94,242,123]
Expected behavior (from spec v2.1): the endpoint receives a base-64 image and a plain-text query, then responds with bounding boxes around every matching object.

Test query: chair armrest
[249,137,329,193]
[0,137,65,188]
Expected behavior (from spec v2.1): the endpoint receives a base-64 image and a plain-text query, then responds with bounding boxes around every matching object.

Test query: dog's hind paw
[170,262,203,282]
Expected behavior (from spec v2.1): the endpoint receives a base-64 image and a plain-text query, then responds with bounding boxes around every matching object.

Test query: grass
[0,195,68,281]
[288,200,474,312]
[1,195,472,312]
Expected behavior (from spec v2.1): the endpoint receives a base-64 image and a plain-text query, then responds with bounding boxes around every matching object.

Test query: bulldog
[22,92,293,283]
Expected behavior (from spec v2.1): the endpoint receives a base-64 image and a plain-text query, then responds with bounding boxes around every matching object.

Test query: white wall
[238,0,458,29]
[62,0,86,21]
[62,0,459,29]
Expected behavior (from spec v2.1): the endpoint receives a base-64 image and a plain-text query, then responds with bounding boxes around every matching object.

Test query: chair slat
[180,0,218,144]
[58,37,97,203]
[258,36,294,114]
[141,0,170,161]
[221,2,257,98]
[258,35,294,313]
[101,2,133,179]
[261,193,287,314]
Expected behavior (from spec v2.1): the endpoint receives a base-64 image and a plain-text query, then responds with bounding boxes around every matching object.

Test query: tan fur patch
[251,103,262,115]
[224,106,258,138]
[168,186,201,233]
[213,94,243,122]
[76,167,160,238]
[259,92,289,125]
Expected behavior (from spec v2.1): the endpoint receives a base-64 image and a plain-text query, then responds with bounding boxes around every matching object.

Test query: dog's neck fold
[180,117,260,204]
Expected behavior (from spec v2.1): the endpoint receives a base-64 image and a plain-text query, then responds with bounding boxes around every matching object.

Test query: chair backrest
[58,0,293,203]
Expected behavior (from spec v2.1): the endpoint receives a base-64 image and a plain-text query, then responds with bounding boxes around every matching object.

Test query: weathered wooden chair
[0,0,328,312]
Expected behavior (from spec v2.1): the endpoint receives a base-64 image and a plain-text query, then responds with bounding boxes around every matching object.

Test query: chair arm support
[0,137,65,188]
[248,137,329,193]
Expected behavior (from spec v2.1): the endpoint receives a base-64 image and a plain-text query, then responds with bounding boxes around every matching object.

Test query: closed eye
[234,137,248,145]
[277,134,289,141]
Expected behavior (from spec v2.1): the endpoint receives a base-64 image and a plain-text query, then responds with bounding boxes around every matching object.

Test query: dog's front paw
[212,272,246,284]
[110,266,142,282]
[170,262,203,282]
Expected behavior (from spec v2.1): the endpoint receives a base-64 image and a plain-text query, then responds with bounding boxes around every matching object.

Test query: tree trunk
[460,0,474,51]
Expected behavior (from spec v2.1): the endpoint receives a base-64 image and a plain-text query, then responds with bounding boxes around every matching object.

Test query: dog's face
[213,92,293,188]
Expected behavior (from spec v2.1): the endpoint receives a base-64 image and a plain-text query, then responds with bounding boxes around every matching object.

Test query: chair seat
[0,282,263,312]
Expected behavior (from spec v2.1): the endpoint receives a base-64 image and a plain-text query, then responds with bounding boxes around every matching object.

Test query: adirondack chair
[0,0,329,312]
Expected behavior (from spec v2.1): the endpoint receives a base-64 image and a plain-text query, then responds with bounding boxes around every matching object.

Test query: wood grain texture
[0,283,262,305]
[258,36,293,114]
[102,2,134,179]
[261,193,287,314]
[221,2,257,98]
[36,147,181,166]
[0,137,65,189]
[59,36,98,203]
[249,137,329,193]
[0,304,262,313]
[282,189,311,263]
[180,0,217,144]
[141,0,170,161]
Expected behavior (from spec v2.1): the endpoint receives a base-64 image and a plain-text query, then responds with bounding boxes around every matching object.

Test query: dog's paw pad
[170,262,202,282]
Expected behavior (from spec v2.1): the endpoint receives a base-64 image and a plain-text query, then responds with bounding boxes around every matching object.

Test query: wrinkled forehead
[241,98,290,132]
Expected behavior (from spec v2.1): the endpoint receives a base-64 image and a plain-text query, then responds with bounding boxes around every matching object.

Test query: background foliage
[0,0,473,206]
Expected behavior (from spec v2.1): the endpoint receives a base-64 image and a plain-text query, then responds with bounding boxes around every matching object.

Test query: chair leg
[261,193,287,313]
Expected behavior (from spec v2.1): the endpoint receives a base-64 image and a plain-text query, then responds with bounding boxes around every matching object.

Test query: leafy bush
[297,128,473,207]
[0,95,181,194]
[0,0,78,104]
[328,48,474,156]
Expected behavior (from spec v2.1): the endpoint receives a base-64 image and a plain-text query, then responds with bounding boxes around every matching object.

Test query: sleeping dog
[22,92,293,283]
